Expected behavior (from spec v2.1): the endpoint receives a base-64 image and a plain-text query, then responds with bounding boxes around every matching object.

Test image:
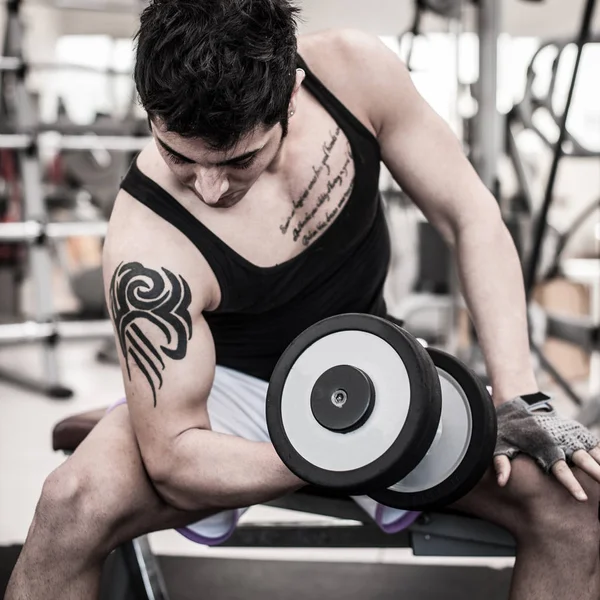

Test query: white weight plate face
[387,368,472,493]
[280,330,411,472]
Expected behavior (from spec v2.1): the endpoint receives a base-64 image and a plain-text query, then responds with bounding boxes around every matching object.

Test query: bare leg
[451,456,600,600]
[5,405,212,600]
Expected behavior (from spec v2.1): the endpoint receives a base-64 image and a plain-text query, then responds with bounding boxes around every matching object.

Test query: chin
[214,199,237,209]
[212,193,246,209]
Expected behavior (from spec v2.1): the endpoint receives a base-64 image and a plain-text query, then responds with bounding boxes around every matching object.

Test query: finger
[571,450,600,484]
[587,445,600,464]
[494,455,511,487]
[551,460,588,501]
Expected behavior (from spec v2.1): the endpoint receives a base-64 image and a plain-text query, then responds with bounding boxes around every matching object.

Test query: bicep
[103,255,216,469]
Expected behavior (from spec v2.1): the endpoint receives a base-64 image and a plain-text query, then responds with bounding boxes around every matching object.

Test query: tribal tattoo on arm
[109,262,193,407]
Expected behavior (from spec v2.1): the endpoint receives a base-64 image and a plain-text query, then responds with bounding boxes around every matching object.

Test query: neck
[266,128,290,174]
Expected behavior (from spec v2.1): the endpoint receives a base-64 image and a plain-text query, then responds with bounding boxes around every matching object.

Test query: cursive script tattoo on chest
[280,129,355,246]
[109,261,193,407]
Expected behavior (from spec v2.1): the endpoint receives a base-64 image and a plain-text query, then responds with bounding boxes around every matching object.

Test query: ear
[287,68,306,117]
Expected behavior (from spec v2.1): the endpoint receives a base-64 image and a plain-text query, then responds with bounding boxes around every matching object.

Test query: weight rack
[0,0,148,397]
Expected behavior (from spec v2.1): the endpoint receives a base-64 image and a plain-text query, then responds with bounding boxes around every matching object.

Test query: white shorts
[109,365,420,546]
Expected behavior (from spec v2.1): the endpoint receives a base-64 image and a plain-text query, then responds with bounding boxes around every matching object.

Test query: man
[7,1,600,599]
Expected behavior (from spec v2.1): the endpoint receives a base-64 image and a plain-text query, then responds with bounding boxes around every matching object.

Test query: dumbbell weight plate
[266,314,442,494]
[369,348,497,510]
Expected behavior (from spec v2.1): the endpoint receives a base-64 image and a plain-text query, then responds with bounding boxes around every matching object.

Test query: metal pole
[0,133,150,151]
[0,133,29,147]
[0,56,21,71]
[524,0,597,297]
[0,56,132,75]
[52,135,150,151]
[0,319,113,345]
[472,0,500,194]
[4,1,63,390]
[0,220,109,242]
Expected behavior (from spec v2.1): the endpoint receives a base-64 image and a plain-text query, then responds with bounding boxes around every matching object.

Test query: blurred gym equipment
[503,0,599,413]
[0,0,149,397]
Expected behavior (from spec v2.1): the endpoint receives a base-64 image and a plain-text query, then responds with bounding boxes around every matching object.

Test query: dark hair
[134,0,301,150]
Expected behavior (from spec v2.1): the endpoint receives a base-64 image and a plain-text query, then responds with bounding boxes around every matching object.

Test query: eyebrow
[155,134,263,166]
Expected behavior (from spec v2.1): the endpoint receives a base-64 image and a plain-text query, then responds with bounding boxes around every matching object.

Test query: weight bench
[52,410,515,600]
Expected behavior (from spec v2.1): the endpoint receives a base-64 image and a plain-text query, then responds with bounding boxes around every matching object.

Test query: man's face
[152,121,285,209]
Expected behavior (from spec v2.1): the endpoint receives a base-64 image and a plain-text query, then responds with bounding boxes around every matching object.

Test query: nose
[194,168,229,205]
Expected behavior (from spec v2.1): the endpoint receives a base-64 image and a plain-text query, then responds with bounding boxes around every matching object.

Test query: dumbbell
[266,313,497,510]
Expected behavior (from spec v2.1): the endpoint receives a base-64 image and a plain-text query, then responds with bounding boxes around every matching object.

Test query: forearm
[454,218,538,405]
[153,428,305,512]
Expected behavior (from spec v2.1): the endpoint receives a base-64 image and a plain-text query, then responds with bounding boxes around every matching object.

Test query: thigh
[449,456,599,532]
[64,403,214,551]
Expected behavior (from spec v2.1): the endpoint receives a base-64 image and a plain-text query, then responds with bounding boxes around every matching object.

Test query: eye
[230,155,258,170]
[166,152,187,166]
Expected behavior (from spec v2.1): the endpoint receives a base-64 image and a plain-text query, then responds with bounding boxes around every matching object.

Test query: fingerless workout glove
[495,394,599,472]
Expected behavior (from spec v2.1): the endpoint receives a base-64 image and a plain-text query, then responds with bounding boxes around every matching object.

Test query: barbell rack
[0,0,134,397]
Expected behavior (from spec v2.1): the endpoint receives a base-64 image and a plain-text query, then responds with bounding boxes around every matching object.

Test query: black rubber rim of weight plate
[369,348,497,510]
[266,313,442,495]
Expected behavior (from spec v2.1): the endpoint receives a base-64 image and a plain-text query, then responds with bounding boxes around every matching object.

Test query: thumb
[494,455,511,487]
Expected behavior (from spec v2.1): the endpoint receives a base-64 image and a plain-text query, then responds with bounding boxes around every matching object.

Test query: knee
[36,467,79,533]
[507,459,600,549]
[35,463,124,554]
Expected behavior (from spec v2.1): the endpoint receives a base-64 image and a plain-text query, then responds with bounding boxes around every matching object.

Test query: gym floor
[0,339,517,599]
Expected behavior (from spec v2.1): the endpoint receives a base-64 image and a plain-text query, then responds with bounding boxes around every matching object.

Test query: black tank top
[120,56,391,381]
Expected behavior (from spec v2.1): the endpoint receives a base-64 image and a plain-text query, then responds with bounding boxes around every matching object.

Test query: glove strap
[520,391,553,412]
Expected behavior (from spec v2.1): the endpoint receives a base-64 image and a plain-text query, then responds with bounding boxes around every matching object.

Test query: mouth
[189,187,241,208]
[215,194,239,208]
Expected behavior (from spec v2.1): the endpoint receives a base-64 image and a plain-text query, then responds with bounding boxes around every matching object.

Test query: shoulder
[298,29,412,136]
[299,28,387,62]
[107,143,178,254]
[104,151,219,313]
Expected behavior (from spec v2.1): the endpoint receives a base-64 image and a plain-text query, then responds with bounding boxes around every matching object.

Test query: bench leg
[108,537,170,600]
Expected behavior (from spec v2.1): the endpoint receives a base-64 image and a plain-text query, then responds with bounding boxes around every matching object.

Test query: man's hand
[494,396,600,501]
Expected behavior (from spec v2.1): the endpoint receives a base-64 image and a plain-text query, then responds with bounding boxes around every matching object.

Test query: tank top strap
[296,54,380,153]
[119,160,232,304]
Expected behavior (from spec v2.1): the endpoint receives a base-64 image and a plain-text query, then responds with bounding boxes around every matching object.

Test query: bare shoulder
[298,28,383,62]
[298,29,411,136]
[104,170,219,315]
